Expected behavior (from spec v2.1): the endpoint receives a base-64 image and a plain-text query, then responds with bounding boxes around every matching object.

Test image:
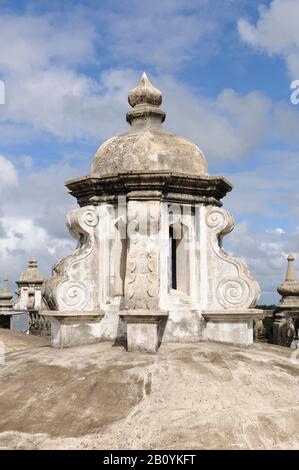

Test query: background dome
[18,257,44,284]
[91,73,208,178]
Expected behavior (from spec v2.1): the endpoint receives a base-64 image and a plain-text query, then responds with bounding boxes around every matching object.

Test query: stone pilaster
[124,200,161,311]
[121,200,168,352]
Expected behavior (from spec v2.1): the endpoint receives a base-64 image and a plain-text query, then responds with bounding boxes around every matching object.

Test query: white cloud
[0,155,18,186]
[0,217,47,253]
[226,218,299,304]
[273,102,299,143]
[21,155,33,170]
[221,147,299,303]
[238,0,299,78]
[0,4,276,158]
[224,148,299,220]
[0,214,75,291]
[0,11,105,142]
[0,55,277,162]
[106,5,216,71]
[0,12,98,73]
[0,6,297,166]
[162,79,272,163]
[104,0,254,71]
[265,228,286,235]
[0,155,83,286]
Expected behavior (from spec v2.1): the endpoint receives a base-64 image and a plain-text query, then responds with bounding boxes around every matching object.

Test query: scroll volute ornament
[42,205,99,311]
[206,206,260,309]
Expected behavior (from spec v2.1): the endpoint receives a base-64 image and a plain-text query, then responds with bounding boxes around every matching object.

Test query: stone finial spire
[275,254,299,346]
[0,279,13,311]
[1,280,11,297]
[128,72,162,108]
[28,256,38,269]
[126,72,165,126]
[285,254,296,282]
[277,254,299,299]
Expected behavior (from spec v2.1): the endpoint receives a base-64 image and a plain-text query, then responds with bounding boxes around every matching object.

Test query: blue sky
[0,0,299,303]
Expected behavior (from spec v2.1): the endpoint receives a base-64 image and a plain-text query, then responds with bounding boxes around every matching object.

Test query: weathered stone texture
[42,73,261,350]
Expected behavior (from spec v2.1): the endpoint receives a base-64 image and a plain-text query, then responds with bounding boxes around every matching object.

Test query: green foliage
[256,304,276,310]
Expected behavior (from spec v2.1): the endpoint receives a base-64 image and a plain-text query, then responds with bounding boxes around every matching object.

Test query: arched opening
[168,223,190,295]
[110,220,127,298]
[119,237,127,293]
[169,226,177,290]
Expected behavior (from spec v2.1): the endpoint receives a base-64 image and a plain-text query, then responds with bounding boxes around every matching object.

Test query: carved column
[120,200,168,352]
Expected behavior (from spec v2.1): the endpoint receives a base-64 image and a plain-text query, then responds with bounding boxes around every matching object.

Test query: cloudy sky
[0,0,298,304]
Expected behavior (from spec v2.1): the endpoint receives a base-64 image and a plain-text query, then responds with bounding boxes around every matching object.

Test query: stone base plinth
[202,309,262,347]
[273,309,299,346]
[43,311,104,348]
[120,310,168,353]
[273,315,287,346]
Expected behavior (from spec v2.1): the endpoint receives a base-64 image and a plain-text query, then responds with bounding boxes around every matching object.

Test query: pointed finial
[128,72,162,108]
[28,256,38,269]
[2,280,10,294]
[0,279,12,301]
[0,278,13,310]
[126,73,165,126]
[277,253,299,299]
[0,279,13,311]
[286,254,296,282]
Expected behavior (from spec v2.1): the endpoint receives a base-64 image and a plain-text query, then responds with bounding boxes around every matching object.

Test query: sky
[0,0,299,304]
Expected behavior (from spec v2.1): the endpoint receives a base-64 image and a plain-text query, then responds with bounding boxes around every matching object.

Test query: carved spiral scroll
[79,207,98,228]
[206,207,234,235]
[67,206,99,239]
[216,278,250,309]
[206,209,226,228]
[58,281,88,310]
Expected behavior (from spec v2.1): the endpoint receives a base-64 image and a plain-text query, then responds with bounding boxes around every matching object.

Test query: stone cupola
[14,257,44,311]
[43,73,261,351]
[18,257,44,285]
[68,73,231,205]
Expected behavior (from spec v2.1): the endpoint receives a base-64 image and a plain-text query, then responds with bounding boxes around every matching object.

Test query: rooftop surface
[0,329,298,450]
